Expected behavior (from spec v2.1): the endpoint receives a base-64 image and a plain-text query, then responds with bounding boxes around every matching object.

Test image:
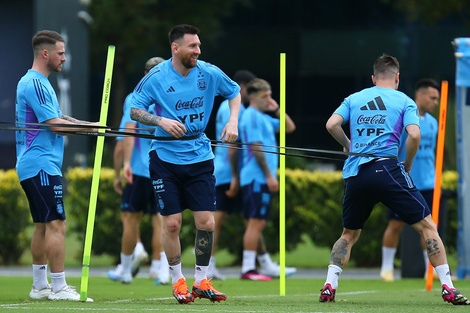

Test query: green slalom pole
[80,45,115,301]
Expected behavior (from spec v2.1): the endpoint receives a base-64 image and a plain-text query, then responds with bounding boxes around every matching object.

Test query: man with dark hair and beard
[130,24,241,304]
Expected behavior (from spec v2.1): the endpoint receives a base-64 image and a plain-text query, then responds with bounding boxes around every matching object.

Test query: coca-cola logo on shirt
[175,97,204,111]
[357,114,386,124]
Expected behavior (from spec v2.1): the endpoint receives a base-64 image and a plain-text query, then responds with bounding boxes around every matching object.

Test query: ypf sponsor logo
[153,179,165,193]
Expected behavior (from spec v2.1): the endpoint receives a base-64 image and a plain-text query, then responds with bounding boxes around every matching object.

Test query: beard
[181,54,197,69]
[47,60,63,73]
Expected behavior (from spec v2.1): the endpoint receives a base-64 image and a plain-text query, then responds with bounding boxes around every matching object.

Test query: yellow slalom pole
[80,45,115,301]
[279,53,286,296]
[425,80,448,291]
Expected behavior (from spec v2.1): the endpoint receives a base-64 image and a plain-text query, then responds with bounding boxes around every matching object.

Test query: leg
[31,223,48,265]
[320,228,361,303]
[240,218,271,280]
[380,218,405,281]
[45,219,67,293]
[45,220,66,274]
[151,213,164,262]
[411,215,470,305]
[191,210,226,302]
[151,213,170,284]
[163,213,183,276]
[208,210,226,279]
[31,223,49,291]
[193,210,215,281]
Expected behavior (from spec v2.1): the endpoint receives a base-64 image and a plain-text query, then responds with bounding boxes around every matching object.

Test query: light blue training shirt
[398,113,437,190]
[16,69,64,181]
[334,86,419,179]
[213,100,246,186]
[131,59,240,165]
[119,93,155,178]
[239,106,280,186]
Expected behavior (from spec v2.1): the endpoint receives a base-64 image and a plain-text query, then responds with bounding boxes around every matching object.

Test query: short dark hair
[32,30,64,53]
[373,54,399,79]
[415,78,439,93]
[233,70,257,86]
[168,24,199,45]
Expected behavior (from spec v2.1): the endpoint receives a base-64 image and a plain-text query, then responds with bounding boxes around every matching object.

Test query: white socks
[169,263,184,284]
[435,264,453,288]
[120,252,133,274]
[381,247,396,272]
[50,271,66,292]
[194,265,208,285]
[325,264,342,289]
[32,264,49,290]
[242,250,257,274]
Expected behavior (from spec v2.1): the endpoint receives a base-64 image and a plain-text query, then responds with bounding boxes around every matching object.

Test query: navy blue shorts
[241,181,272,220]
[20,170,66,223]
[343,159,430,229]
[121,174,158,214]
[215,183,242,214]
[148,150,216,216]
[387,189,435,220]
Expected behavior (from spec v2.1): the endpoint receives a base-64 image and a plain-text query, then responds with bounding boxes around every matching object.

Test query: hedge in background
[0,170,30,265]
[64,167,459,267]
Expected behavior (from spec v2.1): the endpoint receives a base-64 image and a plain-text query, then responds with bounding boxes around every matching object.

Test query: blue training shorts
[241,181,272,221]
[215,183,243,214]
[387,189,435,220]
[343,158,430,230]
[20,170,66,223]
[121,174,158,214]
[148,150,216,216]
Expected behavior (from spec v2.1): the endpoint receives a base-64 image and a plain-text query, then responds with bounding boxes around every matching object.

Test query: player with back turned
[319,54,469,305]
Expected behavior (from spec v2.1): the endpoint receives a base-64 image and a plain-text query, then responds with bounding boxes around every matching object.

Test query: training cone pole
[425,80,448,291]
[80,45,115,301]
[279,53,286,296]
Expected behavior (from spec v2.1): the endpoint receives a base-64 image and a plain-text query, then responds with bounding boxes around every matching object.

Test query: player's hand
[225,177,240,198]
[88,121,106,133]
[220,119,238,142]
[159,117,187,138]
[266,175,279,193]
[266,98,279,114]
[113,176,123,195]
[123,163,133,184]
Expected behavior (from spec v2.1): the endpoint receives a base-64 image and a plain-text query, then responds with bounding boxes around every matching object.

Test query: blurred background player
[108,57,170,285]
[210,70,297,280]
[239,78,296,280]
[380,78,443,282]
[209,70,255,280]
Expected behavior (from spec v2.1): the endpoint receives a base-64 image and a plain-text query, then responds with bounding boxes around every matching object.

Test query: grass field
[0,276,469,313]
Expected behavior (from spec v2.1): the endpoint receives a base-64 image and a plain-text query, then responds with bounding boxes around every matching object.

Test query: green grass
[1,276,469,312]
[18,231,332,268]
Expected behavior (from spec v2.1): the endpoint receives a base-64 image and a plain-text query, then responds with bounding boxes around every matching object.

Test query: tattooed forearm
[167,254,181,266]
[330,238,349,267]
[426,238,440,257]
[252,145,271,178]
[130,108,161,126]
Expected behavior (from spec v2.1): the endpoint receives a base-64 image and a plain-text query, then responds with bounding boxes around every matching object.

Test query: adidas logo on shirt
[360,96,387,111]
[166,86,175,92]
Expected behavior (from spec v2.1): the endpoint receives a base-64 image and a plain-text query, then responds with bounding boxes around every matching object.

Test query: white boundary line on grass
[0,290,381,312]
